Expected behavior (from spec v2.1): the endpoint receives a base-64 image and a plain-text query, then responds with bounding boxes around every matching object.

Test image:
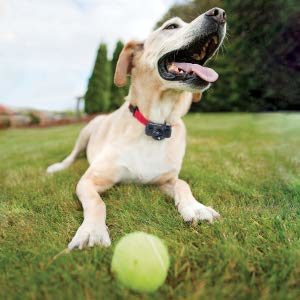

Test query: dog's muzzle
[158,7,226,90]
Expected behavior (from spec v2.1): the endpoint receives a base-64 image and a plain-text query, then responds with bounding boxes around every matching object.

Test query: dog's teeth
[199,51,206,60]
[213,36,218,44]
[202,43,208,51]
[168,64,179,74]
[192,54,201,60]
[193,49,206,61]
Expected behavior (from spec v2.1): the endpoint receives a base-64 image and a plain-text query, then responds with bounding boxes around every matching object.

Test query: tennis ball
[111,232,170,293]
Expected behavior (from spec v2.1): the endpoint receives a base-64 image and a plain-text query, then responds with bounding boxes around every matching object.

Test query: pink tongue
[174,62,219,83]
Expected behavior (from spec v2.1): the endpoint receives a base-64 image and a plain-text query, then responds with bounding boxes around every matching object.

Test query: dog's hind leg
[46,118,99,174]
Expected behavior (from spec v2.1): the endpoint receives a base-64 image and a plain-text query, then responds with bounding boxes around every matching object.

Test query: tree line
[85,0,299,113]
[84,41,129,114]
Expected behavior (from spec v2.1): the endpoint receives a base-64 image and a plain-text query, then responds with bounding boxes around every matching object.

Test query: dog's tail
[46,116,100,174]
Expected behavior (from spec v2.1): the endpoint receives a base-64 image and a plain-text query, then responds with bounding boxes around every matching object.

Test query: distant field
[0,113,299,300]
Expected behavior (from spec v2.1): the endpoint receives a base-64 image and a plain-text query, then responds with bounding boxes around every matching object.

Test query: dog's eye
[164,23,179,30]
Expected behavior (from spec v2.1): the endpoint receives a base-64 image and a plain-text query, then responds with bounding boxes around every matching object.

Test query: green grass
[0,113,299,300]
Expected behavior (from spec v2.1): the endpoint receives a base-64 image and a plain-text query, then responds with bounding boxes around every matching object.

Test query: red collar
[128,103,172,141]
[129,103,149,125]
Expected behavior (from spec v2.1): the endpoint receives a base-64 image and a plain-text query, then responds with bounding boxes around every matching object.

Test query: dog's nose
[205,7,226,24]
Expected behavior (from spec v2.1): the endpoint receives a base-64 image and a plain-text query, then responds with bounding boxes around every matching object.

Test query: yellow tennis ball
[111,232,170,293]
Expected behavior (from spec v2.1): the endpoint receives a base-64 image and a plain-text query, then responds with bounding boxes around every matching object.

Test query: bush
[0,116,10,129]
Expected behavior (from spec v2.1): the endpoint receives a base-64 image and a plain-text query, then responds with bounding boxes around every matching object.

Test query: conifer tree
[85,43,111,114]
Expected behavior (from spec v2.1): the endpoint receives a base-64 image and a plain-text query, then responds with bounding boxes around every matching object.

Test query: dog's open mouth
[158,33,220,86]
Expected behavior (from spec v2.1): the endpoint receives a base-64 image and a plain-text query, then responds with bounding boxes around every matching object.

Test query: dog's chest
[119,138,175,183]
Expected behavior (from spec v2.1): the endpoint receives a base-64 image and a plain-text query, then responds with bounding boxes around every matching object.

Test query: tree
[110,41,129,110]
[85,43,111,114]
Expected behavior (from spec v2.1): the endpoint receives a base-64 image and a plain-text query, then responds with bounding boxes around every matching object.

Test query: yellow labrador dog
[47,8,227,250]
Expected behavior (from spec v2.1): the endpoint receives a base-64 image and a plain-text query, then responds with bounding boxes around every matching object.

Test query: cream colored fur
[47,12,226,249]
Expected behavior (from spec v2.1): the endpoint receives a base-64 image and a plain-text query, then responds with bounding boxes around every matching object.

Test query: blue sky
[0,0,178,111]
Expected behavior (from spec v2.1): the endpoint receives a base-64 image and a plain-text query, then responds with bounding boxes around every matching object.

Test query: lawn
[0,113,299,300]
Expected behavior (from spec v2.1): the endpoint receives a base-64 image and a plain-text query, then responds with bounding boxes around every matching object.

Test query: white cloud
[0,0,177,111]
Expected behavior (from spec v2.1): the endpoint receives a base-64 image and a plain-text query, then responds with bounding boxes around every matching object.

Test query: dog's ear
[114,41,143,87]
[192,92,202,103]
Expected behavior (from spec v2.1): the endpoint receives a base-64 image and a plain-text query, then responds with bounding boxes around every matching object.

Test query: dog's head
[115,7,226,94]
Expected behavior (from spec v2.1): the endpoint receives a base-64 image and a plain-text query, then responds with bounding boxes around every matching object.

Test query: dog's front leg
[160,178,220,223]
[68,162,119,250]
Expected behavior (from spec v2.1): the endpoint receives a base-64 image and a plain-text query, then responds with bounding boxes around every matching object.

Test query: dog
[47,7,227,250]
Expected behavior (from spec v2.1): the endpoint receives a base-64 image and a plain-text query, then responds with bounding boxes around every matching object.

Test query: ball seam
[145,235,167,272]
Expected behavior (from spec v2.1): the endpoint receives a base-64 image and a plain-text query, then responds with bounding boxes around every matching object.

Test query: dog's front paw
[178,200,220,223]
[68,221,111,250]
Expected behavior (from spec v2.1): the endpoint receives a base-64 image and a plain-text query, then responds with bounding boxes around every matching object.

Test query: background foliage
[84,43,112,114]
[84,41,128,114]
[84,0,300,113]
